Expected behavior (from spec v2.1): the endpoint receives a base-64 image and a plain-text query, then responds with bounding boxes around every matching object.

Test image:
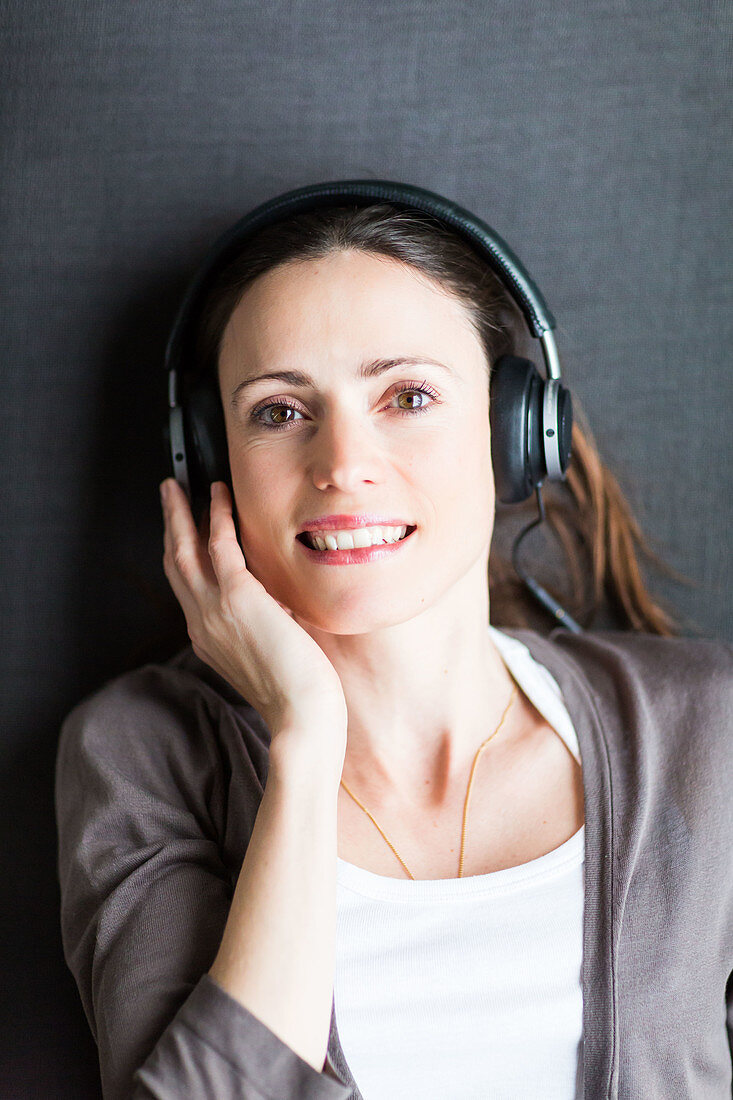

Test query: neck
[293,556,518,812]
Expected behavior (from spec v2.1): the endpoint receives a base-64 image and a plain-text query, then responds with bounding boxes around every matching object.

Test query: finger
[208,482,250,587]
[161,478,216,598]
[159,483,229,659]
[160,505,206,641]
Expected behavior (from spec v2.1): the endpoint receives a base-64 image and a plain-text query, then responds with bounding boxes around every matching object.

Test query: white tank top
[334,625,585,1099]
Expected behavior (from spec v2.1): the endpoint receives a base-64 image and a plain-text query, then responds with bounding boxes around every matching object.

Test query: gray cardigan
[54,627,733,1099]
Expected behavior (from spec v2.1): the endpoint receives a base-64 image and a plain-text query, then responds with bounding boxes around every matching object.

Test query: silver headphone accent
[538,330,563,480]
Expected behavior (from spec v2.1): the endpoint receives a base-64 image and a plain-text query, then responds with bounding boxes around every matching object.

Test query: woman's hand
[160,478,348,756]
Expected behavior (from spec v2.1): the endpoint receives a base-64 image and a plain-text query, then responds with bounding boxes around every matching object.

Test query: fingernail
[160,481,169,503]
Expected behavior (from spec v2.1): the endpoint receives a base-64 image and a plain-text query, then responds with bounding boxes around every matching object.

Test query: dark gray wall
[1,2,730,1094]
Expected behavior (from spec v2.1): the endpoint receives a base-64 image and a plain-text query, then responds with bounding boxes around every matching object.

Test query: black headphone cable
[509,485,584,634]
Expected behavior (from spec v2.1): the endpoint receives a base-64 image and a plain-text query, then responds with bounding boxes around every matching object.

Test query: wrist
[267,724,346,792]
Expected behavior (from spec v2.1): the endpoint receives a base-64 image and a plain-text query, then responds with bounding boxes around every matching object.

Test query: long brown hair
[192,202,693,636]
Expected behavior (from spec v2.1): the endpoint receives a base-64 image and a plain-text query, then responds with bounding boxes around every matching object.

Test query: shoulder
[504,625,733,702]
[56,645,271,803]
[560,629,733,750]
[503,625,733,789]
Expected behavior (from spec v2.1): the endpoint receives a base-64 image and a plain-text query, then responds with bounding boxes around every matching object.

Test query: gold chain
[339,681,518,880]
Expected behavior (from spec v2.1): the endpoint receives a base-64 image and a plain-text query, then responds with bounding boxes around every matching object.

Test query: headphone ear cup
[555,384,574,476]
[490,355,546,504]
[183,374,232,519]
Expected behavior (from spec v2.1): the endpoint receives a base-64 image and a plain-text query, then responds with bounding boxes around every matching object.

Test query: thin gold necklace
[339,681,518,880]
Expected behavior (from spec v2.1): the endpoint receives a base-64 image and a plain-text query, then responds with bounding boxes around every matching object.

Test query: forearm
[209,732,343,1073]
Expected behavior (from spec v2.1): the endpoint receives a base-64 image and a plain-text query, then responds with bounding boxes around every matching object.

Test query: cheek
[425,411,494,511]
[227,446,289,546]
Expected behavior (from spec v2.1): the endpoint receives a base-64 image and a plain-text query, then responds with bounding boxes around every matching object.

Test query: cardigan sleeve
[54,663,350,1100]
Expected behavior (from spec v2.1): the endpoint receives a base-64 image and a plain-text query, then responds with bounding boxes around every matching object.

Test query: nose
[308,410,384,493]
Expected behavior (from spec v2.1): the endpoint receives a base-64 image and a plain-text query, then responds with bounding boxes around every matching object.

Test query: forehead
[219,250,480,362]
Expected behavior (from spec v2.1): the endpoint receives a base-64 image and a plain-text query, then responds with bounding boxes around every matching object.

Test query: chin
[290,589,431,636]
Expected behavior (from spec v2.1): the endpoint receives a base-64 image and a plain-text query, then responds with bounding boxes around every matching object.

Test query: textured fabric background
[1,1,730,1094]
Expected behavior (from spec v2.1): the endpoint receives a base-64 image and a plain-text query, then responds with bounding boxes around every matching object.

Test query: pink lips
[298,514,413,533]
[296,526,416,565]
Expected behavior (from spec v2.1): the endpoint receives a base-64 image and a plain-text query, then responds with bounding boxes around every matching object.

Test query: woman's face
[216,249,495,634]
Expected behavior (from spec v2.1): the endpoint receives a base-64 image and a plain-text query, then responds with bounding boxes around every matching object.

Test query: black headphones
[164,179,581,631]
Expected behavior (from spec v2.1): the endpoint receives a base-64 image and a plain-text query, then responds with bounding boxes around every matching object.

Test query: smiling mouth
[296,525,417,551]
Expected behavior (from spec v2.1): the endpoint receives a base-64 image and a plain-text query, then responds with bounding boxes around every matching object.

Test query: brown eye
[396,390,427,410]
[270,406,297,425]
[250,400,305,430]
[391,381,439,416]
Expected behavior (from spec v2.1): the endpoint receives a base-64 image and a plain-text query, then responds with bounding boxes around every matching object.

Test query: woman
[55,183,733,1100]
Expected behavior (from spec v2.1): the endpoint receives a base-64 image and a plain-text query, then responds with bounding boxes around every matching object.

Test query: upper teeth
[305,525,408,550]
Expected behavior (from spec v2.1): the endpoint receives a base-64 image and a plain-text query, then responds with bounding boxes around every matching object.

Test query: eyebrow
[229,356,452,409]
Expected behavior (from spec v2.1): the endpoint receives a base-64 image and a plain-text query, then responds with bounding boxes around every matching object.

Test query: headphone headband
[165,179,560,392]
